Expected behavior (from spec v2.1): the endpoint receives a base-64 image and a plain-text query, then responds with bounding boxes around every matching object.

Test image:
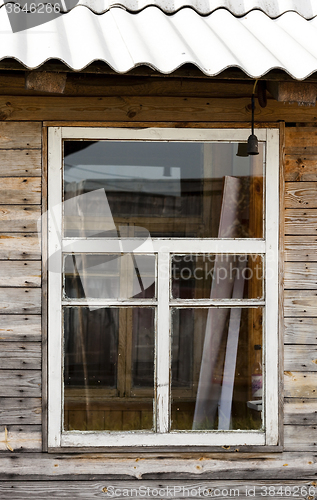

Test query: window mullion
[156,252,170,433]
[48,127,63,448]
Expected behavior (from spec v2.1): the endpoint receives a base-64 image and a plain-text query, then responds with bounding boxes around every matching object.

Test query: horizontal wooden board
[0,452,315,480]
[0,122,41,148]
[284,398,317,425]
[0,177,41,205]
[285,155,317,182]
[1,96,317,123]
[43,121,273,128]
[284,371,317,398]
[285,127,317,151]
[0,315,41,342]
[0,398,41,424]
[0,150,41,177]
[284,290,317,317]
[0,425,41,452]
[0,342,41,369]
[0,234,41,260]
[284,262,317,289]
[284,317,317,344]
[284,345,317,371]
[285,182,317,209]
[0,261,41,287]
[285,209,317,235]
[284,425,317,451]
[0,480,316,499]
[0,206,41,232]
[0,73,255,97]
[284,236,317,261]
[0,370,41,397]
[0,288,41,315]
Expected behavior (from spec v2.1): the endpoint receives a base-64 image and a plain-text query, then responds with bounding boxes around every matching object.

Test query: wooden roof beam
[25,71,67,94]
[267,81,317,106]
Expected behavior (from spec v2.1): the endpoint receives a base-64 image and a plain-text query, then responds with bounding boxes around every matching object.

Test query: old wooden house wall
[0,83,317,495]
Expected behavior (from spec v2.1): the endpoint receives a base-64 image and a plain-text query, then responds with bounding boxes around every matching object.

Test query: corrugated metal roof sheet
[1,0,316,17]
[1,6,317,79]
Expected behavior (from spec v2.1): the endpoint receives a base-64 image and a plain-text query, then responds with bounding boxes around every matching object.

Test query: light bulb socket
[247,134,259,155]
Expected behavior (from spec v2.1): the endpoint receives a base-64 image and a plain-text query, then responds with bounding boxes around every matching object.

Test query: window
[47,127,279,449]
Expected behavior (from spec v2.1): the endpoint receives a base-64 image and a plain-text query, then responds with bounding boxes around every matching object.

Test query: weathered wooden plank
[284,425,317,451]
[284,262,317,289]
[0,452,315,479]
[284,290,317,317]
[285,182,317,209]
[285,236,317,261]
[284,398,317,425]
[284,372,317,398]
[0,370,41,397]
[0,342,41,369]
[285,209,317,235]
[0,150,41,177]
[285,127,317,149]
[44,120,272,128]
[0,262,41,287]
[0,480,316,499]
[0,206,41,232]
[285,317,317,344]
[0,425,41,452]
[0,178,41,205]
[0,234,40,260]
[0,398,41,424]
[0,288,41,315]
[1,95,317,122]
[0,315,41,342]
[284,345,317,371]
[0,122,41,149]
[0,72,255,97]
[285,156,317,182]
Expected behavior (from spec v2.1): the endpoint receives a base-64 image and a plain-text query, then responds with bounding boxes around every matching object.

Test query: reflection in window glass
[171,308,263,431]
[63,141,264,238]
[63,307,155,431]
[64,254,156,300]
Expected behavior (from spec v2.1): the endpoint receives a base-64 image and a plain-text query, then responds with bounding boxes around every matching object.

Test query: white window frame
[47,127,279,450]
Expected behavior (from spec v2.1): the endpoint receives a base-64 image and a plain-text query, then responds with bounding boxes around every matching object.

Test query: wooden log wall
[0,111,317,490]
[0,123,42,453]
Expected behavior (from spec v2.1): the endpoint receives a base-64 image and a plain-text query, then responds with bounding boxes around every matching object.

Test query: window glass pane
[64,307,155,431]
[172,254,263,300]
[64,254,156,299]
[171,307,263,431]
[63,141,264,238]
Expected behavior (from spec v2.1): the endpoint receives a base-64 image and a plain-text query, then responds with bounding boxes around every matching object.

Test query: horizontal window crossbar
[62,239,266,254]
[61,299,265,307]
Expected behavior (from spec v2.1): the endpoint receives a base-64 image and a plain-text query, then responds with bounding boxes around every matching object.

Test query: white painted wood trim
[62,239,266,254]
[61,430,265,448]
[47,126,279,449]
[48,127,63,449]
[156,252,170,433]
[264,129,279,446]
[61,127,267,142]
[62,299,265,307]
